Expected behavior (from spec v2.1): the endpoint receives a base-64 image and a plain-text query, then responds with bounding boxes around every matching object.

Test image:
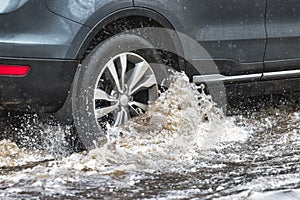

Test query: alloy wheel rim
[93,52,158,129]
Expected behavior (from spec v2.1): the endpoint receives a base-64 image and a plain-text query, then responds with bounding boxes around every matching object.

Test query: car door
[264,0,300,72]
[134,0,267,76]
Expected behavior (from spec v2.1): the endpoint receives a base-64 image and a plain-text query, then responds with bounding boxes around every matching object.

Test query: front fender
[45,0,133,27]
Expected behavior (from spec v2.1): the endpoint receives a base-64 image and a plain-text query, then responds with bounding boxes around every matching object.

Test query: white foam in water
[0,72,249,198]
[216,189,300,200]
[0,139,52,168]
[81,72,248,171]
[0,72,248,170]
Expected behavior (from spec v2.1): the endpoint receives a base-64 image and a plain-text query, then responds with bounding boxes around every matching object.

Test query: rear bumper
[0,57,78,113]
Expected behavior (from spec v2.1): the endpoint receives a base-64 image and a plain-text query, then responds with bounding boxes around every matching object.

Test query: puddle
[1,72,299,199]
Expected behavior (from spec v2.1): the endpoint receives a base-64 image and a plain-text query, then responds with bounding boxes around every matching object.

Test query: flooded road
[0,73,300,199]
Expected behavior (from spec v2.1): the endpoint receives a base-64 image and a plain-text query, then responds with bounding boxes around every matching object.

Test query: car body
[0,0,300,147]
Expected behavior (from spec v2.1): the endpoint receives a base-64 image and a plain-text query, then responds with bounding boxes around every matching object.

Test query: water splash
[4,73,246,168]
[85,72,248,171]
[0,139,52,169]
[0,72,251,199]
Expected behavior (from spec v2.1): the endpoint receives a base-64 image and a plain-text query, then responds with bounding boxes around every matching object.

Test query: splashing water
[0,72,247,170]
[2,72,299,199]
[87,72,248,171]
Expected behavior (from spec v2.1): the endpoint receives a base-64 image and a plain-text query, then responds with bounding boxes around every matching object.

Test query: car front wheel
[72,33,168,149]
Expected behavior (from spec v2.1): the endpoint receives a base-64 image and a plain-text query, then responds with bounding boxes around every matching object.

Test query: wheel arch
[73,7,185,70]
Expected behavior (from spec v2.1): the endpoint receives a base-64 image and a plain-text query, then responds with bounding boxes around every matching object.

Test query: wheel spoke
[95,104,119,119]
[120,54,127,89]
[130,74,157,95]
[127,61,149,93]
[113,111,123,127]
[129,105,140,116]
[113,107,130,127]
[129,101,149,111]
[107,60,122,93]
[94,89,118,102]
[122,107,130,123]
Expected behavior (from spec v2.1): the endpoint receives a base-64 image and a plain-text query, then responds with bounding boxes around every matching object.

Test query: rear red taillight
[0,64,30,76]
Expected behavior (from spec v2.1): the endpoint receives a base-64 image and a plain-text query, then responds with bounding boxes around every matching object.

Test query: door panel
[265,0,300,72]
[135,0,267,75]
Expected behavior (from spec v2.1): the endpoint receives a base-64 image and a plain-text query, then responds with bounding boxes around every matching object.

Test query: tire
[72,33,170,149]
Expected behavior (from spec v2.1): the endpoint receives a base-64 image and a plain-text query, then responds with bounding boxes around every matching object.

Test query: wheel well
[79,15,183,72]
[80,16,161,60]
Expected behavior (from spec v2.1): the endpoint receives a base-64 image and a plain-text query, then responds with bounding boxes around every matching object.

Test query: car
[0,0,299,149]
